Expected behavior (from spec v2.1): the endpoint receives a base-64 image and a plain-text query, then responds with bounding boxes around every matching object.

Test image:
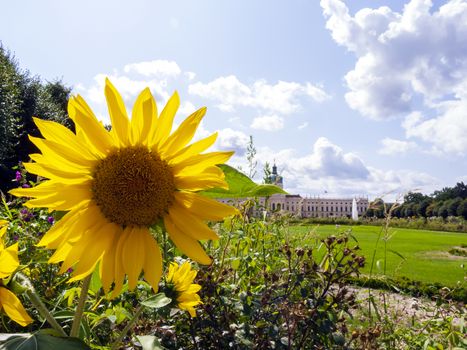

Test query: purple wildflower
[22,184,30,188]
[66,268,73,274]
[13,235,19,241]
[15,171,22,182]
[47,216,54,224]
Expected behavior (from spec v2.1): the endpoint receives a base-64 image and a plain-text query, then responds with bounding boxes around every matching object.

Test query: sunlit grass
[290,224,467,287]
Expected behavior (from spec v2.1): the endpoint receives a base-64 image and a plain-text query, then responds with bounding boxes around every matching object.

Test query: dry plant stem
[16,272,67,336]
[70,274,92,337]
[25,289,67,336]
[110,304,144,350]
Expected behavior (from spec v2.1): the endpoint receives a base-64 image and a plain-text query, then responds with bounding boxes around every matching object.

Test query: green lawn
[289,224,467,287]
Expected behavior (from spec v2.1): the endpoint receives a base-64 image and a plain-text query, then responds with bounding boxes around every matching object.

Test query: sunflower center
[91,146,176,227]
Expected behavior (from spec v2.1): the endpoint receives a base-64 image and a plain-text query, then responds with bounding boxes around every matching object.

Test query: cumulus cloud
[321,0,467,154]
[123,60,181,77]
[249,138,438,200]
[250,115,284,131]
[403,105,467,155]
[188,75,330,114]
[216,128,250,156]
[378,137,417,155]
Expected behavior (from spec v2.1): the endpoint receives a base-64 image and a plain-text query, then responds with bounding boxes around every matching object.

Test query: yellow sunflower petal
[141,230,162,292]
[166,132,218,164]
[68,224,116,282]
[159,107,206,156]
[39,201,95,249]
[28,153,90,175]
[174,173,228,191]
[23,162,92,184]
[99,224,121,293]
[171,151,234,174]
[105,78,130,146]
[0,243,19,278]
[23,184,91,211]
[112,228,130,298]
[0,287,33,327]
[121,226,147,290]
[168,203,219,240]
[175,192,238,221]
[33,117,96,160]
[130,88,157,146]
[164,216,212,265]
[68,96,113,155]
[29,136,95,169]
[151,91,179,146]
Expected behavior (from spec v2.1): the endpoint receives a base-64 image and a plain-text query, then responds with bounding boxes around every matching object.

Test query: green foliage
[150,204,366,349]
[1,179,465,349]
[202,164,286,198]
[0,332,90,350]
[0,45,72,192]
[262,161,272,184]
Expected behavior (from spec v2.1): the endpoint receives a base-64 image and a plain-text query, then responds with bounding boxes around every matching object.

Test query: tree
[404,191,430,204]
[448,197,462,217]
[0,45,72,192]
[457,199,467,219]
[438,202,449,219]
[417,199,433,217]
[263,161,272,184]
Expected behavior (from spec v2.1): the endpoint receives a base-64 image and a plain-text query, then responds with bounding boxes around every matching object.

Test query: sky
[1,0,466,201]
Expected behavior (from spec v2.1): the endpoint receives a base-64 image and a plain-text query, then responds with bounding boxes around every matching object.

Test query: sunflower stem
[16,273,67,336]
[70,274,92,338]
[110,304,144,350]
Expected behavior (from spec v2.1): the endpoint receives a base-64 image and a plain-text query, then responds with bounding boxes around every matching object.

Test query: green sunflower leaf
[135,335,165,350]
[202,165,286,198]
[140,293,172,309]
[0,333,90,350]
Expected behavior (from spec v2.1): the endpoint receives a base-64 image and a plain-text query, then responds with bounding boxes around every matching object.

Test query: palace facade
[218,194,369,218]
[217,164,369,218]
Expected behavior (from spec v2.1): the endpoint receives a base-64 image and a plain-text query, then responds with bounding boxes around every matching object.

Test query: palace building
[217,164,369,218]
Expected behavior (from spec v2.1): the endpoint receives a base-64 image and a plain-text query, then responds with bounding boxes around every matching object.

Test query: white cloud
[123,60,181,78]
[247,138,438,200]
[216,128,250,156]
[378,137,417,155]
[188,75,330,114]
[250,115,284,131]
[298,122,309,130]
[321,0,467,154]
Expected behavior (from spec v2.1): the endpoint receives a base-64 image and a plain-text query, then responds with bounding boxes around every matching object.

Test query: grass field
[289,224,467,287]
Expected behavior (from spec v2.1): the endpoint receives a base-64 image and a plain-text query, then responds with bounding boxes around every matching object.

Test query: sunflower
[0,220,33,326]
[165,261,202,317]
[10,79,236,296]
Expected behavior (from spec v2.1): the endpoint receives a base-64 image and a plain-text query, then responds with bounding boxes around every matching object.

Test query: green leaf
[202,165,286,198]
[140,293,172,309]
[89,266,102,294]
[231,258,241,270]
[0,333,90,350]
[136,335,165,350]
[388,249,406,260]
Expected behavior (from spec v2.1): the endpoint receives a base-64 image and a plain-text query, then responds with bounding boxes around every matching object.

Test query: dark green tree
[457,199,467,219]
[438,201,449,219]
[448,197,462,217]
[263,161,272,184]
[0,45,72,192]
[417,198,433,217]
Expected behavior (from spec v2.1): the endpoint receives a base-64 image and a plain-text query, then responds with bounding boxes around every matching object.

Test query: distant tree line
[365,182,467,220]
[0,44,72,192]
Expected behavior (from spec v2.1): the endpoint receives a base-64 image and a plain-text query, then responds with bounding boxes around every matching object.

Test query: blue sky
[1,0,466,200]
